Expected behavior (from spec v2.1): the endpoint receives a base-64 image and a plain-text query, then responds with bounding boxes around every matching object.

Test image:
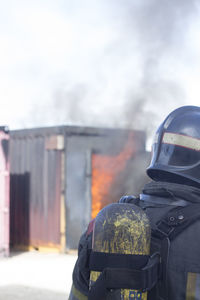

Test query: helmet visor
[157,132,200,168]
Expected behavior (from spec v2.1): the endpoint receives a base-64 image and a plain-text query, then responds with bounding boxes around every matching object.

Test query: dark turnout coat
[69,181,200,300]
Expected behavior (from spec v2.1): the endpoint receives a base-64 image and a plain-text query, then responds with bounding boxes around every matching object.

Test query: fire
[91,133,136,219]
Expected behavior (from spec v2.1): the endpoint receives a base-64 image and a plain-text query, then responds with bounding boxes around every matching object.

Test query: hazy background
[1,0,200,143]
[1,3,200,298]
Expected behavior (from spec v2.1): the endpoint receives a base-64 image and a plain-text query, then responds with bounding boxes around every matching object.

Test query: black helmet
[147,106,200,187]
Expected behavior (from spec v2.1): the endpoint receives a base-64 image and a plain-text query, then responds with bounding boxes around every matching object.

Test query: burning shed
[10,125,150,251]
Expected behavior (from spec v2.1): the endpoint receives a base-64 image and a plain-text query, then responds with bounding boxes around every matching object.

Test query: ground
[0,251,77,300]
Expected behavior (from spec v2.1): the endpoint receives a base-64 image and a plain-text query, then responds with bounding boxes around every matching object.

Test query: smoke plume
[4,0,199,138]
[46,0,198,136]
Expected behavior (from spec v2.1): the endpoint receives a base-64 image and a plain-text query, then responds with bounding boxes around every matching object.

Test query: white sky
[1,0,200,136]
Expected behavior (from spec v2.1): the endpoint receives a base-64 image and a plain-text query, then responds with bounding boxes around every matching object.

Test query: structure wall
[10,132,64,251]
[0,128,10,256]
[10,126,148,251]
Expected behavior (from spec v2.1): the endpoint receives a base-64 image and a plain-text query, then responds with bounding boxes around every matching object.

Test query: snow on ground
[0,251,77,300]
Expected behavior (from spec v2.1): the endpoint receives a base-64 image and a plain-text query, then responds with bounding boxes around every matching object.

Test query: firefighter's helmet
[147,106,200,187]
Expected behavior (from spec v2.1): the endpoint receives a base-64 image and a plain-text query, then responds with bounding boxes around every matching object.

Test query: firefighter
[69,105,200,300]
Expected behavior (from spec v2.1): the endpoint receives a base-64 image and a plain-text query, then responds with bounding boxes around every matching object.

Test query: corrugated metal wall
[10,131,64,251]
[0,127,10,256]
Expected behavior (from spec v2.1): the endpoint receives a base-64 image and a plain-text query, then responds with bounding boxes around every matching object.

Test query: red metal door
[0,128,10,256]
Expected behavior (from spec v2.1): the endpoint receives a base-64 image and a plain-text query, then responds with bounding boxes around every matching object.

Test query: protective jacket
[69,180,200,300]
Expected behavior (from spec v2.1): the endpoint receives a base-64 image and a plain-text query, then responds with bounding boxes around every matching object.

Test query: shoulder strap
[151,203,200,300]
[153,203,200,240]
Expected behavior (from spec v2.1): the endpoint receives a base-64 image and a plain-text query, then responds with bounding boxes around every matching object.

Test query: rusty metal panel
[30,144,62,248]
[45,135,64,150]
[0,128,10,256]
[10,132,63,251]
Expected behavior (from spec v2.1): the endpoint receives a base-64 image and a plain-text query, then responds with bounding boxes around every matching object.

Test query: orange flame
[91,133,136,219]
